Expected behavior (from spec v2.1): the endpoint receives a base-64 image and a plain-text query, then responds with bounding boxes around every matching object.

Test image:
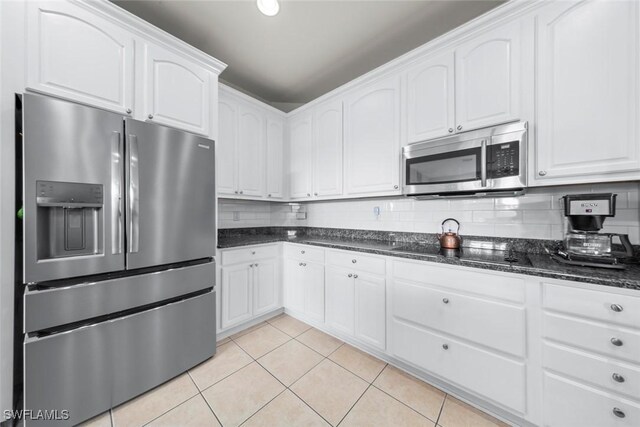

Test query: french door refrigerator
[19,93,216,426]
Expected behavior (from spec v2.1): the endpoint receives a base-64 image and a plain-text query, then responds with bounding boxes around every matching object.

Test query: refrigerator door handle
[111,131,123,255]
[128,134,140,254]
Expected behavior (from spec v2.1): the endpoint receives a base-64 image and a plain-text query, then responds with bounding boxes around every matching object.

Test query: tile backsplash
[218,181,640,243]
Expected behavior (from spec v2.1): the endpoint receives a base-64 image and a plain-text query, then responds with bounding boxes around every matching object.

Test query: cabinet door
[344,75,401,195]
[325,267,355,336]
[253,259,279,317]
[237,104,265,197]
[289,113,313,199]
[284,258,305,314]
[266,114,285,199]
[221,264,253,329]
[407,52,455,143]
[303,262,325,323]
[26,1,134,115]
[455,20,522,131]
[143,44,211,136]
[217,93,238,196]
[313,100,343,197]
[355,274,386,350]
[533,0,640,184]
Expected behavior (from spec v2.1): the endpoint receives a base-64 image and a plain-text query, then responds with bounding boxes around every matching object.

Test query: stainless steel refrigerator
[19,93,216,426]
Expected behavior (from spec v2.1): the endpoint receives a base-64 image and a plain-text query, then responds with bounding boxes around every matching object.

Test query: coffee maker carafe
[554,193,635,269]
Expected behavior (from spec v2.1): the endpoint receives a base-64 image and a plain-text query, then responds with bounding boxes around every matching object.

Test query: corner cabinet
[217,95,239,195]
[237,104,264,197]
[26,1,135,115]
[266,114,285,199]
[288,112,314,199]
[344,75,402,196]
[142,43,212,136]
[531,0,640,186]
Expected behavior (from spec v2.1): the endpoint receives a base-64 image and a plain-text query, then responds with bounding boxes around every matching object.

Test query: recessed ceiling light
[257,0,280,17]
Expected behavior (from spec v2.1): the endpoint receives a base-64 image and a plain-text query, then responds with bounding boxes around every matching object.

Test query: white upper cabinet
[26,1,135,115]
[217,94,238,196]
[532,0,640,185]
[454,20,523,132]
[407,52,455,143]
[288,112,314,199]
[344,75,402,196]
[313,100,344,197]
[237,104,265,197]
[266,114,285,199]
[143,43,212,136]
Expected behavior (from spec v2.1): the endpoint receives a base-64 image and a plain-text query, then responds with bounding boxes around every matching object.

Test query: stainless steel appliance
[18,93,216,426]
[402,122,527,198]
[552,193,635,269]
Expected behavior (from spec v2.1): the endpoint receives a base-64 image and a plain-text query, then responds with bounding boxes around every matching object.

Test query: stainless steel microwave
[402,121,527,199]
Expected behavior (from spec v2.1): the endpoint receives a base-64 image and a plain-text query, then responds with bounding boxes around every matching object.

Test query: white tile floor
[81,314,509,427]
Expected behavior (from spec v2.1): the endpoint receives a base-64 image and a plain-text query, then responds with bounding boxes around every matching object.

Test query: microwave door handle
[128,134,139,254]
[111,131,123,254]
[481,139,488,188]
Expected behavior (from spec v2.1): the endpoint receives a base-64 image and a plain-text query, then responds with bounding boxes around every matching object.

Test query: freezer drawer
[24,290,216,427]
[24,261,215,333]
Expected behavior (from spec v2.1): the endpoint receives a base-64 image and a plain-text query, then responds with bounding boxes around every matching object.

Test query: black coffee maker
[552,193,635,269]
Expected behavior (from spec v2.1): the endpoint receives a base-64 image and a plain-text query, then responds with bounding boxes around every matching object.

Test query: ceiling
[113,0,505,111]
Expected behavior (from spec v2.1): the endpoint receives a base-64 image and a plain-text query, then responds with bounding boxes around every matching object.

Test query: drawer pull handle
[612,373,625,383]
[352,259,357,263]
[611,337,624,347]
[613,408,626,418]
[611,304,624,312]
[301,250,305,254]
[354,274,358,279]
[442,298,449,304]
[442,344,449,350]
[348,273,353,278]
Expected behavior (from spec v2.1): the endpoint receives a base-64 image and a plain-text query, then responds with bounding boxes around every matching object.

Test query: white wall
[218,181,640,243]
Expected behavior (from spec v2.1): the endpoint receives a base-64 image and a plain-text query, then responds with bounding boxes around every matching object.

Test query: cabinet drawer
[543,372,640,427]
[543,283,640,329]
[544,313,640,364]
[392,260,525,303]
[221,245,279,265]
[284,244,325,263]
[544,342,640,401]
[326,250,385,275]
[392,279,525,357]
[391,319,526,413]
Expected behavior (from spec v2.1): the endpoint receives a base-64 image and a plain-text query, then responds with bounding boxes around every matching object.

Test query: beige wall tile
[328,344,386,383]
[290,359,368,426]
[438,396,508,427]
[147,395,220,427]
[258,340,324,386]
[243,390,330,427]
[268,314,312,337]
[189,341,253,391]
[296,328,342,357]
[112,374,199,427]
[202,362,285,427]
[373,366,445,422]
[341,387,434,427]
[234,324,291,358]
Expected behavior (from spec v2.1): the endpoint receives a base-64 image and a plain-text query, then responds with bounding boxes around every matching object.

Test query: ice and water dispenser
[35,180,104,260]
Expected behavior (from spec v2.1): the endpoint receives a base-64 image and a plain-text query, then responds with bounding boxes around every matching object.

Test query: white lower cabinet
[354,272,385,350]
[325,266,355,335]
[219,245,280,330]
[283,250,325,323]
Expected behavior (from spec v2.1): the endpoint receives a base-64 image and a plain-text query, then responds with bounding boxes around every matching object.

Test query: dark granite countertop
[218,228,640,291]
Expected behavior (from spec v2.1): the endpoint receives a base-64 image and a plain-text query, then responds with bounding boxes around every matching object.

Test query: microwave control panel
[488,141,519,178]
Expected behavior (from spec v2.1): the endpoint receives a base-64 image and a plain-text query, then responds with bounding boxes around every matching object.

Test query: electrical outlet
[373,206,381,217]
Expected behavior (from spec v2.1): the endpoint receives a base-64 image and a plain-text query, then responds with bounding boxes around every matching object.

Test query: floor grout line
[198,387,224,427]
[140,391,200,427]
[435,393,448,426]
[237,388,289,427]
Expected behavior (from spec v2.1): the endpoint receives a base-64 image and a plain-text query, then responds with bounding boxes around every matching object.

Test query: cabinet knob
[448,128,454,133]
[612,408,626,418]
[612,373,625,383]
[239,190,244,194]
[394,185,399,189]
[255,263,259,267]
[348,273,353,278]
[268,194,272,197]
[610,304,624,312]
[442,344,449,350]
[354,274,358,279]
[442,298,449,304]
[301,250,305,254]
[611,337,624,347]
[251,251,256,255]
[234,190,239,194]
[249,263,254,267]
[126,108,132,114]
[352,259,357,264]
[148,114,154,120]
[456,125,462,131]
[314,192,318,196]
[303,263,307,266]
[307,193,311,197]
[538,170,547,176]
[299,262,303,266]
